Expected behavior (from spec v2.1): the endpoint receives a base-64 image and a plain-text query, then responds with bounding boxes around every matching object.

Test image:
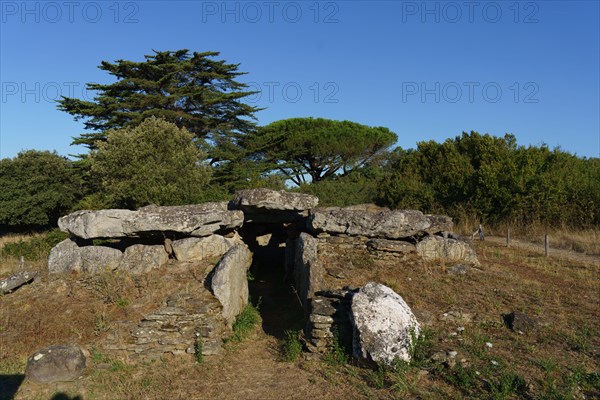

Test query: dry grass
[453,217,600,257]
[1,235,599,399]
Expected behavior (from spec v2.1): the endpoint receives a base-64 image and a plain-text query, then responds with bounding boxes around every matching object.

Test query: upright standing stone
[350,282,420,366]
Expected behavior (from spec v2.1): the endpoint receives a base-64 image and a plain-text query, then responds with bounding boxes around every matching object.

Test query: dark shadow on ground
[0,374,25,400]
[50,393,83,400]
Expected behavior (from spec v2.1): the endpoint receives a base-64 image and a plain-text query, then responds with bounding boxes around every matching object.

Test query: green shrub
[89,117,213,209]
[1,229,68,261]
[0,150,80,230]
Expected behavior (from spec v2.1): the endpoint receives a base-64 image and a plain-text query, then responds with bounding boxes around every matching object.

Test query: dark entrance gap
[239,222,304,339]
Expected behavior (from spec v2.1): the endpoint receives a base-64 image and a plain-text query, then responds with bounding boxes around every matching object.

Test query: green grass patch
[227,302,261,343]
[281,329,303,362]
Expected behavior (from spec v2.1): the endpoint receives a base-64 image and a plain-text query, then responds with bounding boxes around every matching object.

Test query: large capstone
[58,202,244,239]
[309,207,452,239]
[231,188,318,223]
[350,282,420,367]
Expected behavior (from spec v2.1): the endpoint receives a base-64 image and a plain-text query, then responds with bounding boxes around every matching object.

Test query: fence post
[19,256,25,270]
[478,224,485,241]
[506,227,510,247]
[544,234,549,257]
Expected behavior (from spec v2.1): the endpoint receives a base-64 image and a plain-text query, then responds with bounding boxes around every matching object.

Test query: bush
[0,150,80,230]
[1,229,68,261]
[89,117,213,209]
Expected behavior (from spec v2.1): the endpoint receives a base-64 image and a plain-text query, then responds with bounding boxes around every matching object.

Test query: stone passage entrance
[240,222,304,338]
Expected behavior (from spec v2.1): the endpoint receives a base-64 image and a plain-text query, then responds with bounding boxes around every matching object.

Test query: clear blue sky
[1,0,599,159]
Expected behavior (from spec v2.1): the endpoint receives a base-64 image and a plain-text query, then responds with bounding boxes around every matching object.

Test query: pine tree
[57,49,260,158]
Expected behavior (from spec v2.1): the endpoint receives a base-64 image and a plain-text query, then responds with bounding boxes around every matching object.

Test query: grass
[227,302,262,343]
[323,327,349,367]
[281,329,303,362]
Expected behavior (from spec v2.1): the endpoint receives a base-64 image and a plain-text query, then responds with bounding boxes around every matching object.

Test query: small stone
[491,360,499,366]
[457,327,465,332]
[310,314,334,324]
[504,311,536,333]
[485,342,493,348]
[448,351,458,358]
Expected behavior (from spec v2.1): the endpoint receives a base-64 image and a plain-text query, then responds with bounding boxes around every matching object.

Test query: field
[0,232,599,399]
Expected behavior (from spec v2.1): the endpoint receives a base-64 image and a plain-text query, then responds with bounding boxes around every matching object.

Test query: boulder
[350,282,420,366]
[119,244,169,274]
[416,236,479,265]
[210,244,253,327]
[172,234,238,262]
[58,202,244,239]
[48,239,82,274]
[309,207,452,239]
[25,344,87,384]
[79,246,123,274]
[231,188,318,223]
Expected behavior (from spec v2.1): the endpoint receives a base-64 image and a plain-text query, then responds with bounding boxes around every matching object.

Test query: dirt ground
[1,237,599,399]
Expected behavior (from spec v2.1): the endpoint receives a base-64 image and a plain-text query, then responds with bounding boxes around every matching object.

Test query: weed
[227,302,261,343]
[115,298,130,308]
[90,348,130,372]
[323,327,349,366]
[487,371,527,399]
[534,358,559,373]
[567,323,594,352]
[442,364,480,394]
[281,329,303,362]
[93,309,109,336]
[195,333,204,364]
[365,364,387,389]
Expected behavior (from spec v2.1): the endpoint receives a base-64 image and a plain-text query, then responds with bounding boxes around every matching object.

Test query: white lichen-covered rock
[58,202,244,239]
[210,244,253,327]
[350,282,420,366]
[119,244,169,274]
[416,235,480,265]
[25,344,87,384]
[309,207,452,239]
[172,234,239,262]
[48,239,82,274]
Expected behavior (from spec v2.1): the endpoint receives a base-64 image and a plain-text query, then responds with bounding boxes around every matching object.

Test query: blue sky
[1,0,599,159]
